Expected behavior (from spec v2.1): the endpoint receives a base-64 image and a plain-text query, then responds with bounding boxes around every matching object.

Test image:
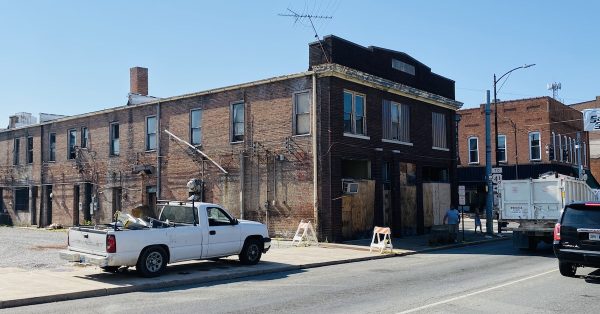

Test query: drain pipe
[156,100,161,200]
[240,150,245,219]
[312,73,319,231]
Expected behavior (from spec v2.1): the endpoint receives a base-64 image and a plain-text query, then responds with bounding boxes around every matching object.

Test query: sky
[0,0,598,127]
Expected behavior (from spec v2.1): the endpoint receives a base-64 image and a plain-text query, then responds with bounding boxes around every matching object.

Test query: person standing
[444,206,461,242]
[474,210,483,234]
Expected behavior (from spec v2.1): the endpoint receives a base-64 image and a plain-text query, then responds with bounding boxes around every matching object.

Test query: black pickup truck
[553,202,600,277]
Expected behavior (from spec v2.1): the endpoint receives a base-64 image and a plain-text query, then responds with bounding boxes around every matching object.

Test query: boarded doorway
[45,186,53,226]
[341,180,375,239]
[397,162,417,236]
[146,186,157,217]
[423,183,451,227]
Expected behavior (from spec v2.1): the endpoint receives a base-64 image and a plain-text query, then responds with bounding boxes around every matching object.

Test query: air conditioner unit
[343,181,359,194]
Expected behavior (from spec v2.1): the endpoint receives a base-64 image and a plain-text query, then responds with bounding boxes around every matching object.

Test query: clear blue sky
[0,0,598,127]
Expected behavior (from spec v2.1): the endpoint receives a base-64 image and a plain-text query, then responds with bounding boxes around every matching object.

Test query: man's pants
[448,224,459,242]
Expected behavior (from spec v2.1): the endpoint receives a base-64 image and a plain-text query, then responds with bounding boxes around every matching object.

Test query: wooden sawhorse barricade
[291,220,319,246]
[370,226,393,254]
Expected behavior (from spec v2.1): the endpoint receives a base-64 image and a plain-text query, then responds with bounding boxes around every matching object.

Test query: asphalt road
[6,241,600,314]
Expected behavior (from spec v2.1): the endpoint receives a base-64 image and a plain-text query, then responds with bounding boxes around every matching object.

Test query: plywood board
[424,183,451,226]
[400,186,417,235]
[341,180,375,239]
[423,184,433,228]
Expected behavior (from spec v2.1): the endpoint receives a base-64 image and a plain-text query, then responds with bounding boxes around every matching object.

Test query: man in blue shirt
[444,207,461,242]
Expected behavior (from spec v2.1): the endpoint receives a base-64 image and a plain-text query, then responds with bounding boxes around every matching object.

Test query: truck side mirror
[232,219,239,225]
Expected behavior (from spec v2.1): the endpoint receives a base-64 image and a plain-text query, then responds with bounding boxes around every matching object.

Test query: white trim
[382,139,413,146]
[145,115,157,151]
[529,131,541,161]
[432,146,450,151]
[292,90,312,136]
[230,101,245,143]
[344,133,371,140]
[343,89,367,136]
[467,136,479,164]
[497,134,507,163]
[190,108,202,146]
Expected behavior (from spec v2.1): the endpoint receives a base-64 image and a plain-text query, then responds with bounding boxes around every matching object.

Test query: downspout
[156,100,161,200]
[240,151,245,219]
[312,73,319,231]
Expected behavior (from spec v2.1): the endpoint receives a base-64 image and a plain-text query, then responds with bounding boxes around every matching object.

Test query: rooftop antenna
[547,82,561,99]
[279,8,332,63]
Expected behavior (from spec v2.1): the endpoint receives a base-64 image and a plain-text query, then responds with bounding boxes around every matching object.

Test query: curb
[0,236,509,309]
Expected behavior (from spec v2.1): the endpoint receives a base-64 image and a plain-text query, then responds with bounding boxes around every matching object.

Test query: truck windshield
[562,204,600,227]
[159,205,198,224]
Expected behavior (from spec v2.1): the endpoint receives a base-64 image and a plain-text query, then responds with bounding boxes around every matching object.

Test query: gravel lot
[0,226,69,270]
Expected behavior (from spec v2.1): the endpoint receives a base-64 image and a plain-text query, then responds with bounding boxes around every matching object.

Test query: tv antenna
[547,82,561,99]
[279,8,332,63]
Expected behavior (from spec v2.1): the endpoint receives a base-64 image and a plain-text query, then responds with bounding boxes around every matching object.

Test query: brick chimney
[130,67,148,96]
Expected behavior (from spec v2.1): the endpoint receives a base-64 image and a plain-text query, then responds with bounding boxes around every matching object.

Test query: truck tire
[559,261,577,277]
[137,246,167,277]
[239,238,262,265]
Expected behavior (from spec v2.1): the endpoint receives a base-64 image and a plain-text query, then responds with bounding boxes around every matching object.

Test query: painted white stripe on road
[396,269,557,314]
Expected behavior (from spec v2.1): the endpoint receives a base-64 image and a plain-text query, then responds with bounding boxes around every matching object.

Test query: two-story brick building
[457,97,597,211]
[0,35,462,241]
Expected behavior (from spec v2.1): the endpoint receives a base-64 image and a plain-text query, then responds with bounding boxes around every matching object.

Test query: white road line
[396,269,557,314]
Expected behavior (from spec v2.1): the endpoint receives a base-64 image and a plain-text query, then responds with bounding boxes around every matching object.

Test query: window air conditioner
[343,181,359,194]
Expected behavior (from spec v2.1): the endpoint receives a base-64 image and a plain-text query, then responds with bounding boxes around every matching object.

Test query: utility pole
[577,132,583,180]
[485,90,494,235]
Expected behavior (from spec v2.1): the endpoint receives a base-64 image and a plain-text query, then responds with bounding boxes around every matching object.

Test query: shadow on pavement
[421,241,556,259]
[583,269,600,284]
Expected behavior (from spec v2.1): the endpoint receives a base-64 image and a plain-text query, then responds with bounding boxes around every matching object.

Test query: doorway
[73,185,80,226]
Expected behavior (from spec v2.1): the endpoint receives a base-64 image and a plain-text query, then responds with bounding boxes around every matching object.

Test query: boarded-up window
[432,112,448,149]
[382,100,410,142]
[294,91,310,135]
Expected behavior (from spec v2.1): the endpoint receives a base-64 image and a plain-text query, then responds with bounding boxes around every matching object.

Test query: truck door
[205,206,242,257]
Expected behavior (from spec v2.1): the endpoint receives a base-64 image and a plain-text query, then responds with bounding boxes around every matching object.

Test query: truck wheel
[239,239,262,265]
[559,261,577,277]
[137,247,167,277]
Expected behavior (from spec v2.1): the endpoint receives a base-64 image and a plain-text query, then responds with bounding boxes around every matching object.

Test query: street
[6,241,599,314]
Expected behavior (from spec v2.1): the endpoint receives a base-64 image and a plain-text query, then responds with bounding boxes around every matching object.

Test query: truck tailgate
[68,227,108,256]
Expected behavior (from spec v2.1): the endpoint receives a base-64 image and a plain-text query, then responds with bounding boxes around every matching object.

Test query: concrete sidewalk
[0,230,509,309]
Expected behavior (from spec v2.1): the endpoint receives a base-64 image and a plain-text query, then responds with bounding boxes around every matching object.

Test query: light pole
[494,64,535,167]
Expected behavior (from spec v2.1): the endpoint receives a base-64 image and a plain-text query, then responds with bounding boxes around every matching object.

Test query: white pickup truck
[60,202,271,277]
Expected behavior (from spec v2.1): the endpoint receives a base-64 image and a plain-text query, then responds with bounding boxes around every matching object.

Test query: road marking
[396,269,557,314]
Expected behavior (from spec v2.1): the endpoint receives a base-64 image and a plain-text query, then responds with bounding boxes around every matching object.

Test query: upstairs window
[49,133,56,162]
[68,129,77,159]
[293,91,311,135]
[392,59,416,75]
[468,137,479,164]
[13,138,20,165]
[81,127,89,149]
[190,109,202,145]
[146,116,157,151]
[529,132,541,161]
[498,134,507,163]
[343,91,366,136]
[382,100,410,143]
[110,123,120,156]
[231,102,245,142]
[27,136,33,164]
[432,112,448,149]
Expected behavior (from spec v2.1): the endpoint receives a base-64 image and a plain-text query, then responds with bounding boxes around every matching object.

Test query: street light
[494,64,535,167]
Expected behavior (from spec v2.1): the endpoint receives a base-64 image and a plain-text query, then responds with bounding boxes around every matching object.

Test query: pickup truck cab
[60,202,271,277]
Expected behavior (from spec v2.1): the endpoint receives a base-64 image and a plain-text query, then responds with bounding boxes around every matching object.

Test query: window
[13,138,20,165]
[14,187,29,211]
[294,91,311,135]
[529,132,541,161]
[498,135,507,163]
[383,100,410,143]
[110,123,120,156]
[432,112,448,149]
[190,109,202,145]
[343,91,366,135]
[392,59,416,75]
[207,207,234,226]
[81,127,89,149]
[49,133,56,161]
[468,137,479,164]
[27,137,33,164]
[146,116,156,151]
[68,129,77,159]
[231,102,244,142]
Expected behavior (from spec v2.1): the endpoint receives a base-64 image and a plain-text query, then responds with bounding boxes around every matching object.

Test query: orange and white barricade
[370,226,393,254]
[291,220,319,246]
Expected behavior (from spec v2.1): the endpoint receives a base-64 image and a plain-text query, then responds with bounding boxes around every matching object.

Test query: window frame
[49,133,56,162]
[432,112,448,150]
[343,90,367,136]
[109,122,120,156]
[13,138,20,165]
[468,136,479,164]
[81,127,89,149]
[391,59,416,75]
[145,115,157,151]
[67,128,77,160]
[230,101,245,143]
[497,134,507,163]
[529,131,541,161]
[190,108,202,146]
[27,136,34,164]
[292,90,311,136]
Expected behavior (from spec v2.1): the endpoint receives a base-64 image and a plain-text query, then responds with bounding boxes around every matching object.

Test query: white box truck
[499,173,597,250]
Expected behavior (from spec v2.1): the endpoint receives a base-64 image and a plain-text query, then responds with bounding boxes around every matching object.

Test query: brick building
[0,35,461,241]
[457,97,596,211]
[570,96,600,183]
